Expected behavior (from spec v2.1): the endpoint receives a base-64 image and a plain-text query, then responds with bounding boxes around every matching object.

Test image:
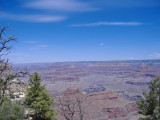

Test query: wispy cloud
[24,41,39,44]
[71,22,143,27]
[0,12,67,22]
[24,41,49,50]
[149,53,160,59]
[25,0,97,12]
[128,57,135,60]
[29,45,49,50]
[36,45,48,48]
[91,0,160,8]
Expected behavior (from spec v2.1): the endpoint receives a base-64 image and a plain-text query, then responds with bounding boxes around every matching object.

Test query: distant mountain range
[13,60,160,120]
[13,59,160,98]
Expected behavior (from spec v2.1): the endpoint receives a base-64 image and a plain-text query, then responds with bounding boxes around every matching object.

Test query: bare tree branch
[57,94,86,120]
[0,25,29,104]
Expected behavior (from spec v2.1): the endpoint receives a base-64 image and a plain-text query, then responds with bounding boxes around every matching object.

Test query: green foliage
[137,75,160,120]
[11,102,26,120]
[24,72,56,120]
[0,100,26,120]
[0,25,28,120]
[0,80,3,103]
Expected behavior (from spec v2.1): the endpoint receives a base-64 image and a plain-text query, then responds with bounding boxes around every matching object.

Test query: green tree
[11,102,26,120]
[24,72,56,120]
[0,26,28,120]
[0,100,26,120]
[137,75,160,120]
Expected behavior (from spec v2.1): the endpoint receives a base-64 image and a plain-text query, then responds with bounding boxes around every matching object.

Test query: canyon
[14,60,160,119]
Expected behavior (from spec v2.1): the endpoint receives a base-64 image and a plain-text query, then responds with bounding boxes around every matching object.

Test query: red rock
[102,102,138,118]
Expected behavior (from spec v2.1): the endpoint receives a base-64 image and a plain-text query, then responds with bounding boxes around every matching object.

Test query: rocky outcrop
[125,81,150,86]
[64,88,80,95]
[19,60,160,83]
[8,78,26,93]
[102,102,138,118]
[56,89,139,120]
[84,84,106,94]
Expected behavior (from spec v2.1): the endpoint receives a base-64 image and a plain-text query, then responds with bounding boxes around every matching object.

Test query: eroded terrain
[15,60,160,100]
[14,60,160,119]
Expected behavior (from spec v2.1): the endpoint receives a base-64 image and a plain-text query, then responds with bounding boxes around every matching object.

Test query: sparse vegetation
[137,75,160,120]
[0,26,57,120]
[0,25,29,119]
[0,100,26,120]
[57,91,85,120]
[1,25,160,120]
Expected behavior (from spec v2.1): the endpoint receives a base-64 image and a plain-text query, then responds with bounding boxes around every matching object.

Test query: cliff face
[17,60,160,101]
[102,102,138,119]
[56,89,139,120]
[14,61,159,119]
[17,60,160,83]
[84,91,138,120]
[8,78,26,92]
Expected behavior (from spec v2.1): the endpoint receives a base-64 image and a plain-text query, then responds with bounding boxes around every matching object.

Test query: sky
[0,0,160,63]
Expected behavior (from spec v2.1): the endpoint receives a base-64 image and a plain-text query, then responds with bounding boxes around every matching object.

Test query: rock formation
[56,88,139,120]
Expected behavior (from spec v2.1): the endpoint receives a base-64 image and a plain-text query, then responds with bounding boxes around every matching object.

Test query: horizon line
[13,59,160,64]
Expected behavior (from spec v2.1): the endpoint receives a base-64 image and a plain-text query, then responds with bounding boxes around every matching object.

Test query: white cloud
[99,42,104,46]
[36,45,48,48]
[0,12,67,22]
[24,41,39,44]
[23,41,48,50]
[149,53,160,59]
[128,57,134,60]
[71,21,143,27]
[30,45,49,50]
[25,0,97,12]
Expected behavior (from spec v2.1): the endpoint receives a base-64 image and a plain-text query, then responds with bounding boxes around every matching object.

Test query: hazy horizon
[12,59,160,64]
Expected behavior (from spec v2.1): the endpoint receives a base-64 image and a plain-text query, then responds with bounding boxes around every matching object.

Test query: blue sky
[0,0,160,63]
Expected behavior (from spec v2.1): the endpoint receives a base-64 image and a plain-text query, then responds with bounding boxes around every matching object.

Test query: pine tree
[24,72,56,120]
[0,100,26,120]
[137,75,160,120]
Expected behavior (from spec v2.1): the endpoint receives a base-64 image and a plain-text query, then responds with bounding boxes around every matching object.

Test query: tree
[137,75,160,120]
[57,92,85,120]
[0,25,28,120]
[24,72,56,120]
[0,25,29,119]
[0,98,26,120]
[0,25,28,104]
